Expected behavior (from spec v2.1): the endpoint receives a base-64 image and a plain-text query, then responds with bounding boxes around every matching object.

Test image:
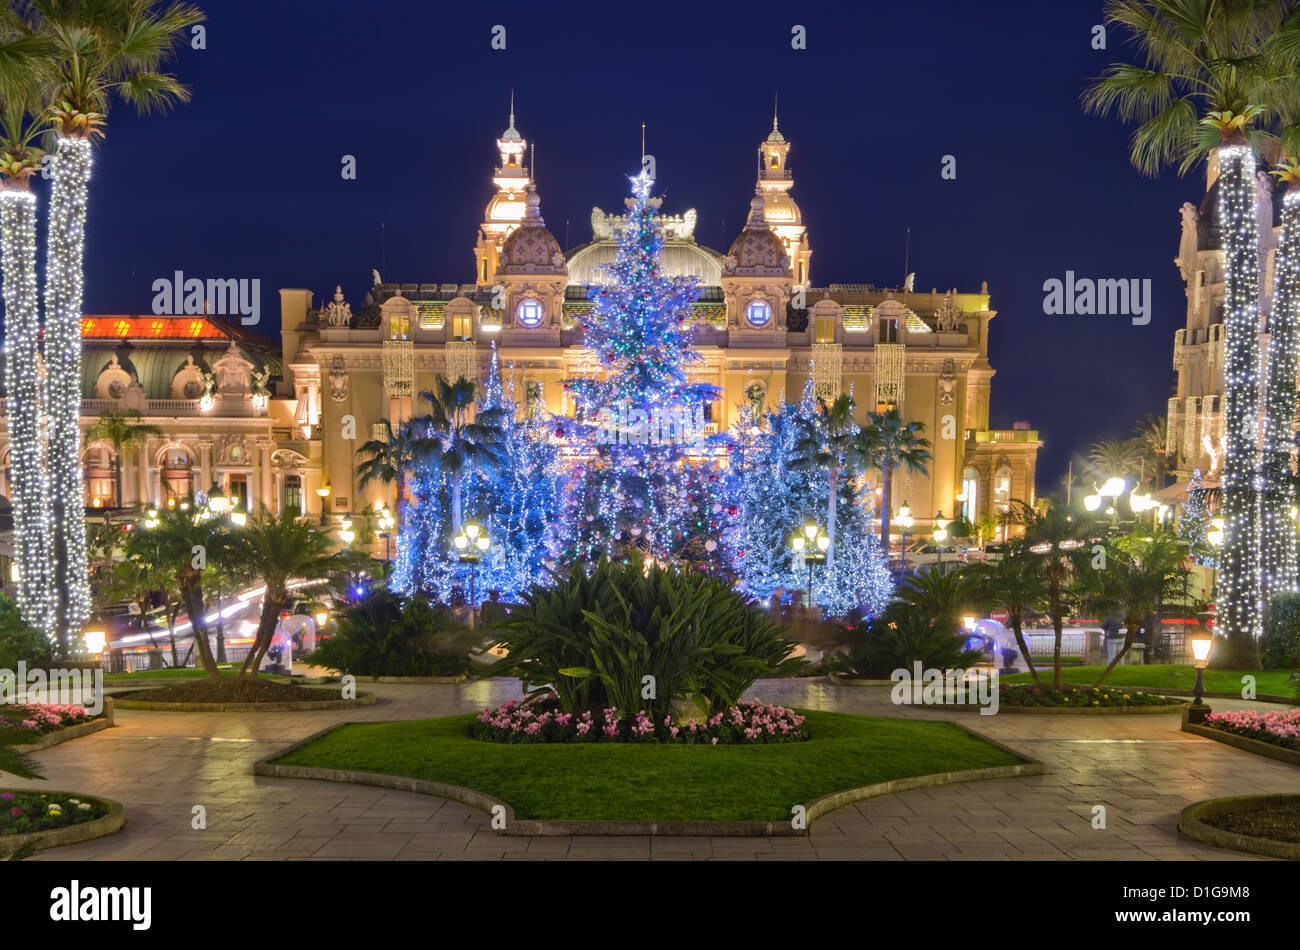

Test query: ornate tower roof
[725,191,791,277]
[755,105,811,284]
[497,183,566,275]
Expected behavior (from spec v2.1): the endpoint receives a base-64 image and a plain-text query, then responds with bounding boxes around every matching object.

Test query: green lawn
[104,669,289,682]
[273,711,1024,822]
[1002,664,1296,697]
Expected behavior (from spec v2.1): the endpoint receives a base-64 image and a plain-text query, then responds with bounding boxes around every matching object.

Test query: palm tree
[1082,0,1298,668]
[1077,532,1190,685]
[122,503,226,677]
[855,407,932,556]
[965,546,1050,684]
[1133,413,1170,489]
[894,565,974,632]
[1087,438,1140,485]
[355,418,422,531]
[0,17,55,640]
[1005,498,1098,686]
[233,507,349,675]
[416,375,509,531]
[29,0,204,652]
[791,393,858,568]
[86,410,163,510]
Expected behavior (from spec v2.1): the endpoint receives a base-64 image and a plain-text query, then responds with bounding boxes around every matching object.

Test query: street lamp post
[790,518,829,606]
[896,501,914,576]
[377,506,396,560]
[317,486,330,526]
[1188,632,1214,724]
[453,519,491,623]
[933,510,948,571]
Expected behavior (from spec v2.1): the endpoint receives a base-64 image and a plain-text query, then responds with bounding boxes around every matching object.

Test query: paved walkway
[11,678,1297,861]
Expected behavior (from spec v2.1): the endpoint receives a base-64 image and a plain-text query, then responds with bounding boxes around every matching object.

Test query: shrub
[485,557,805,719]
[308,589,478,677]
[1263,593,1300,669]
[0,598,52,671]
[839,604,982,679]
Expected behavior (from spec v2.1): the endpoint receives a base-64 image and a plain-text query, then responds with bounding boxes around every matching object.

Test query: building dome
[497,186,566,275]
[725,192,790,277]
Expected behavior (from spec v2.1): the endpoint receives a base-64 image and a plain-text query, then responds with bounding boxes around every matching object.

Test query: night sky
[54,0,1194,490]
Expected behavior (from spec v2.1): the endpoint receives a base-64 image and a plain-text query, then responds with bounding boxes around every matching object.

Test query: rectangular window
[453,314,473,339]
[390,314,410,340]
[284,475,302,517]
[879,319,898,344]
[814,316,835,343]
[226,474,249,511]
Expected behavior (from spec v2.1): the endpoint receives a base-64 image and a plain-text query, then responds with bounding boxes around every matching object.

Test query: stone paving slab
[12,678,1293,861]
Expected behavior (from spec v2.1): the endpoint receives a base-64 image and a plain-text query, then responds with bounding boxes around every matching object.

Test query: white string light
[43,136,93,646]
[0,188,56,639]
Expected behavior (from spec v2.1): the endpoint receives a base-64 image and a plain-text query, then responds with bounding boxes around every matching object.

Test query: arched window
[745,300,772,328]
[961,467,979,522]
[161,448,194,505]
[84,446,115,508]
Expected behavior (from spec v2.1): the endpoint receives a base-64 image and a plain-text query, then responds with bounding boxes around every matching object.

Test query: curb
[0,792,126,855]
[252,719,1043,837]
[113,690,375,712]
[1150,687,1298,706]
[1178,794,1300,860]
[365,675,468,685]
[1182,722,1300,767]
[917,698,1187,714]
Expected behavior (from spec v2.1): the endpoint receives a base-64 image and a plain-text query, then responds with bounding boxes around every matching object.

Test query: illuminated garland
[0,188,56,638]
[1260,185,1300,604]
[43,137,93,647]
[1216,144,1263,644]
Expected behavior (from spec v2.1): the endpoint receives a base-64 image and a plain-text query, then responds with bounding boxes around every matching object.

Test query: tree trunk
[113,444,123,510]
[1093,614,1140,687]
[1050,584,1063,687]
[879,465,892,558]
[179,574,220,679]
[44,137,95,654]
[166,603,179,668]
[0,186,56,641]
[241,593,284,677]
[451,475,462,532]
[1010,612,1040,685]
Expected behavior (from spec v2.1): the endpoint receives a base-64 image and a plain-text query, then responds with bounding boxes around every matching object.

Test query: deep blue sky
[51,0,1194,491]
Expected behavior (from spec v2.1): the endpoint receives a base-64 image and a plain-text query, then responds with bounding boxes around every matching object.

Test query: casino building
[0,110,1040,563]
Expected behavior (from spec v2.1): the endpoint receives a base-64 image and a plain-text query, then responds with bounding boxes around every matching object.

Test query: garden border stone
[10,698,114,753]
[364,674,468,684]
[0,792,125,854]
[1178,794,1300,860]
[112,689,375,712]
[929,701,1187,714]
[1150,687,1298,706]
[252,719,1043,837]
[1182,721,1300,767]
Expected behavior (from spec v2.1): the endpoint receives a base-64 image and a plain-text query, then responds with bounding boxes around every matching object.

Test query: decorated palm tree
[416,375,509,531]
[86,409,163,511]
[791,392,858,568]
[0,23,55,639]
[854,407,932,556]
[30,0,204,651]
[1082,0,1300,666]
[232,507,349,675]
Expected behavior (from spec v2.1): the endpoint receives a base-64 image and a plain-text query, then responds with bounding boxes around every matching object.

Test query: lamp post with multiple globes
[895,502,914,576]
[790,518,828,606]
[453,519,491,619]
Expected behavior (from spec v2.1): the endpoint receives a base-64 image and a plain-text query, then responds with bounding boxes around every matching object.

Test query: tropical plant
[1004,497,1098,686]
[308,588,476,677]
[355,418,423,532]
[893,565,975,632]
[0,594,52,670]
[231,507,349,675]
[843,604,983,680]
[1086,438,1140,484]
[28,0,205,652]
[855,407,932,554]
[1263,591,1300,668]
[1082,0,1300,667]
[965,548,1050,683]
[415,375,509,531]
[1075,531,1189,685]
[484,557,804,720]
[85,410,163,510]
[1133,413,1170,489]
[791,392,858,568]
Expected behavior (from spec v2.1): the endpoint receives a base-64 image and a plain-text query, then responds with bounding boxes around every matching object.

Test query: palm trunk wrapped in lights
[1216,141,1264,664]
[1260,173,1300,610]
[43,136,93,652]
[0,183,56,637]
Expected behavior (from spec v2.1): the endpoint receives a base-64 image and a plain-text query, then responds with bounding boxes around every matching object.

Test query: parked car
[909,544,964,566]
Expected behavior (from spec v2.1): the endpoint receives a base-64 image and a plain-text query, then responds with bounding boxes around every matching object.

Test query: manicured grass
[1002,664,1296,697]
[104,669,289,682]
[274,710,1023,822]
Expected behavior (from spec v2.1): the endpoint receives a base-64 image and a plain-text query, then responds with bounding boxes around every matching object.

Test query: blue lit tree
[1180,467,1214,566]
[562,170,730,566]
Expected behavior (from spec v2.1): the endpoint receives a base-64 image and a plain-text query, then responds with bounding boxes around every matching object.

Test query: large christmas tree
[562,170,729,565]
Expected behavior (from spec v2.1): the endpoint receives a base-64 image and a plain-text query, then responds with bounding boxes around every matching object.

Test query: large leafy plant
[486,557,804,719]
[839,603,983,679]
[309,588,477,677]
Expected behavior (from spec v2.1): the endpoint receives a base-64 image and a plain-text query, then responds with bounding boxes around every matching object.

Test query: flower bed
[999,684,1184,708]
[0,703,94,735]
[472,695,807,745]
[0,790,107,836]
[1203,709,1300,752]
